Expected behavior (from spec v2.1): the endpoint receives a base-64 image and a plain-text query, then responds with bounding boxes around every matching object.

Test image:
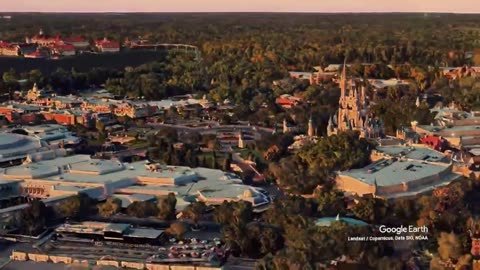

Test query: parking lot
[30,236,227,265]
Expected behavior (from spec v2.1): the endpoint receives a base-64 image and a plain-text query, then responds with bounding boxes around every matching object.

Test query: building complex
[336,143,462,198]
[0,152,271,219]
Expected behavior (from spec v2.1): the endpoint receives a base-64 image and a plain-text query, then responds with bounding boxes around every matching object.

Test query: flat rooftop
[55,221,165,239]
[417,124,480,134]
[0,154,266,206]
[0,133,43,157]
[339,158,454,187]
[375,145,447,163]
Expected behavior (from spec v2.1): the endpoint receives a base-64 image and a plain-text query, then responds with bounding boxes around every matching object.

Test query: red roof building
[63,36,90,48]
[275,94,303,109]
[95,38,120,53]
[50,43,76,56]
[0,41,20,56]
[420,135,449,152]
[29,35,63,46]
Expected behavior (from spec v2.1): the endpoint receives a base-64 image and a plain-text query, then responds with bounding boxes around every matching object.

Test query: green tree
[18,199,49,235]
[166,222,188,239]
[98,198,122,218]
[157,193,177,220]
[182,201,206,229]
[57,194,96,220]
[125,201,158,218]
[314,189,347,216]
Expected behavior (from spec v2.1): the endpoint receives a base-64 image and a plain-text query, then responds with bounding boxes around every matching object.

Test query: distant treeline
[0,50,168,75]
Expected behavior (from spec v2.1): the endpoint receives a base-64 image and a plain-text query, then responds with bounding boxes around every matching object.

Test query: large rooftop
[0,154,270,207]
[374,145,447,163]
[339,158,456,187]
[417,124,480,136]
[0,133,44,163]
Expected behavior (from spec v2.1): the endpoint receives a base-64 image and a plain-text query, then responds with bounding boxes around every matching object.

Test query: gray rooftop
[339,158,453,187]
[0,154,267,206]
[104,223,130,233]
[125,228,164,239]
[375,145,447,163]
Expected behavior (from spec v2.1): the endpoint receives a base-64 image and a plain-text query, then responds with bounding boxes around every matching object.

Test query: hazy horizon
[1,0,480,13]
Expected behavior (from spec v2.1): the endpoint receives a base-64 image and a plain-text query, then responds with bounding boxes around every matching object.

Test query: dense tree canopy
[269,131,374,194]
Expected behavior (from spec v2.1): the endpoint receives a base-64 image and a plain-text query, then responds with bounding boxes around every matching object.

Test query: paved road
[3,261,116,270]
[147,123,274,135]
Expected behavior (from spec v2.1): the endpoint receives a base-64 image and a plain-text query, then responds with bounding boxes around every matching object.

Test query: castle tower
[308,116,314,137]
[360,85,366,107]
[327,114,336,136]
[340,58,347,98]
[330,57,383,138]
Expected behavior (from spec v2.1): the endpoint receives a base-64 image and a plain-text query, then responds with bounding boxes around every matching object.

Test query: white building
[0,154,271,212]
[0,133,45,165]
[9,124,82,147]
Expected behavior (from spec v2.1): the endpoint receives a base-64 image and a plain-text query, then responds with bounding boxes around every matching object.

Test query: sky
[1,0,480,13]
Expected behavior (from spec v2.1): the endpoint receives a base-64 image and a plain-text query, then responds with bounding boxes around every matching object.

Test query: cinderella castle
[327,62,384,138]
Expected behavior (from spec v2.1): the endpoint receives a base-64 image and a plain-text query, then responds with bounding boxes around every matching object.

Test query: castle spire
[308,115,314,137]
[340,58,347,98]
[361,85,366,107]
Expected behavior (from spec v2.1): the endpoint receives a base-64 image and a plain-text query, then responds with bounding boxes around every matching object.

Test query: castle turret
[308,116,314,137]
[361,85,366,107]
[327,114,335,136]
[340,58,347,99]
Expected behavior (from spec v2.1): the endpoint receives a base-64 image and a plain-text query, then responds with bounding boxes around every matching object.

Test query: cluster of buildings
[0,150,271,219]
[0,84,218,127]
[403,105,480,176]
[439,66,480,80]
[318,64,470,199]
[288,64,355,85]
[0,29,121,58]
[1,30,202,59]
[330,98,480,198]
